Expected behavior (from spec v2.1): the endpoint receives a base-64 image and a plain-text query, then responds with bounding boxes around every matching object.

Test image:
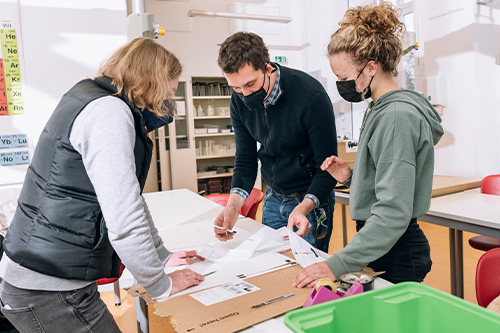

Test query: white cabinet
[149,78,198,193]
[146,76,236,195]
[192,77,235,195]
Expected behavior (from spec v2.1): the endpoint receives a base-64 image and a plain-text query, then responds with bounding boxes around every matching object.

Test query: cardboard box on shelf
[337,140,357,168]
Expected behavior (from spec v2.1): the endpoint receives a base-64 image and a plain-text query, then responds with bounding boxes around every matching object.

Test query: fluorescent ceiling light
[188,9,291,24]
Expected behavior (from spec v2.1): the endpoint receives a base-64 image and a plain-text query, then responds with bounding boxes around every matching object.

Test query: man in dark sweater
[213,32,338,253]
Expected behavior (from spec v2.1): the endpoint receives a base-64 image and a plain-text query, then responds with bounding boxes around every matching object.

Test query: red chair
[204,188,265,220]
[468,175,500,251]
[475,248,500,307]
[96,263,126,306]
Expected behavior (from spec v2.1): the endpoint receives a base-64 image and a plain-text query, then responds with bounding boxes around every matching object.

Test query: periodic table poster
[0,10,31,185]
[0,17,23,116]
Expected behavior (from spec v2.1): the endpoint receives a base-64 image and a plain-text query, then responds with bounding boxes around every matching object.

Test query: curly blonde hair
[328,2,405,77]
[97,38,182,117]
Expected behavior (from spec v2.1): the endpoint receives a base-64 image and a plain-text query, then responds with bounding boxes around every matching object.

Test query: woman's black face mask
[142,99,175,132]
[336,62,374,103]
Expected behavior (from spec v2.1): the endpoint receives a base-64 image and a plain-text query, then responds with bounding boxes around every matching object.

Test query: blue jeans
[0,280,121,333]
[356,218,432,283]
[262,187,335,253]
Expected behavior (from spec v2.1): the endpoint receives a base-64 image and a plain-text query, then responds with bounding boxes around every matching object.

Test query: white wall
[17,0,128,147]
[147,0,306,77]
[418,0,500,177]
[146,0,348,134]
[3,0,498,179]
[474,4,500,177]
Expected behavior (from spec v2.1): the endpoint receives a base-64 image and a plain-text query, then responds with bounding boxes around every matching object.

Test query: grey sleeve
[70,96,170,298]
[141,196,172,264]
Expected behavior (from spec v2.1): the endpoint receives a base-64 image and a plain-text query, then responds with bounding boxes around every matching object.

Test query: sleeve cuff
[304,194,320,208]
[151,275,172,302]
[339,169,354,187]
[230,187,249,201]
[325,253,351,280]
[158,246,172,265]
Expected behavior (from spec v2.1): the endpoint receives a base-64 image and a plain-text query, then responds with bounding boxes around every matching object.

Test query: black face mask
[336,62,374,103]
[237,67,271,110]
[142,99,175,132]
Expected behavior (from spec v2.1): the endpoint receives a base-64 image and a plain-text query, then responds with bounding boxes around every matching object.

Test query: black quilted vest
[4,77,153,280]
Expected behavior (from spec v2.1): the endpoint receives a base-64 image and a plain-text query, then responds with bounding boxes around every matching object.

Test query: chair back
[476,248,500,307]
[240,188,265,220]
[202,194,230,207]
[481,175,500,196]
[204,188,264,220]
[97,263,126,285]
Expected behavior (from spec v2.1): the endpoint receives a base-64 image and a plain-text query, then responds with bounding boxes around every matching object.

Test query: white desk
[420,189,500,298]
[137,189,391,333]
[334,188,500,299]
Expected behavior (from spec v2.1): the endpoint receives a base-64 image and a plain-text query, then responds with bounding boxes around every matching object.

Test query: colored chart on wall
[0,18,24,116]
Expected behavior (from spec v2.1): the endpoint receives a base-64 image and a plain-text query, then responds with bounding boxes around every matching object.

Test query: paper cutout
[286,228,325,267]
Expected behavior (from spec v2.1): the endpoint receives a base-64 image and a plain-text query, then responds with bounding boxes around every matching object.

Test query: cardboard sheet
[127,264,310,333]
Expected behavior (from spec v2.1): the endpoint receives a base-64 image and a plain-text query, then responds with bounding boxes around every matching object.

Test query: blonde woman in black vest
[1,38,204,332]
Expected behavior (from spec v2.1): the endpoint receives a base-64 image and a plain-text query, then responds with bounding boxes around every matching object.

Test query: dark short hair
[217,32,270,74]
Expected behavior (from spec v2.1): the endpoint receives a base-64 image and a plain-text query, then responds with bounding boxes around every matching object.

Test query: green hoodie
[326,89,443,279]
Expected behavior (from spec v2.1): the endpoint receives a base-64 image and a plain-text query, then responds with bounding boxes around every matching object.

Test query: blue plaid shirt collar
[263,63,282,108]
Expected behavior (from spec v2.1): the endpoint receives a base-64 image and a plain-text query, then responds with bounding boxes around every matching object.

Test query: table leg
[136,296,149,333]
[341,204,348,248]
[449,228,456,296]
[455,229,464,298]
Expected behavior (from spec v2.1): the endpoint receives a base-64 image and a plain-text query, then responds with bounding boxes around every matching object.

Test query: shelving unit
[152,78,198,193]
[146,76,237,195]
[196,154,235,160]
[192,77,235,194]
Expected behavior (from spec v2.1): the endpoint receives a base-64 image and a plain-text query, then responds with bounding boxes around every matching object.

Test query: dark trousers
[0,281,121,333]
[0,235,18,333]
[356,218,432,284]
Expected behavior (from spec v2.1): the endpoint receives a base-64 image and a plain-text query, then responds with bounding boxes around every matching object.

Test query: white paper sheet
[286,228,325,267]
[163,251,296,298]
[160,219,299,299]
[189,281,260,306]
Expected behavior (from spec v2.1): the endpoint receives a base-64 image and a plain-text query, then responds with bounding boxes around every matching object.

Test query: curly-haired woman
[293,2,443,287]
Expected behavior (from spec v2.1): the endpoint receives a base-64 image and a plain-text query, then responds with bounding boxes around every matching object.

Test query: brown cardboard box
[127,264,310,333]
[337,140,357,168]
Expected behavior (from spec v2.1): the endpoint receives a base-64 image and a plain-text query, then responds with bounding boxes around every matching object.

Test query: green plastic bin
[285,282,500,333]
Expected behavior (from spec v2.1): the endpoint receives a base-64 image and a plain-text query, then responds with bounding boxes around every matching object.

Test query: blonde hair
[328,2,405,77]
[97,38,182,117]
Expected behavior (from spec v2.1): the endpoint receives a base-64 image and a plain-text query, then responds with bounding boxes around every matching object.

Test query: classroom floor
[102,202,486,332]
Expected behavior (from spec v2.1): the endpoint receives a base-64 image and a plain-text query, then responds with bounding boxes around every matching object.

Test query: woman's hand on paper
[292,262,336,288]
[168,268,205,295]
[321,155,352,183]
[164,250,205,267]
